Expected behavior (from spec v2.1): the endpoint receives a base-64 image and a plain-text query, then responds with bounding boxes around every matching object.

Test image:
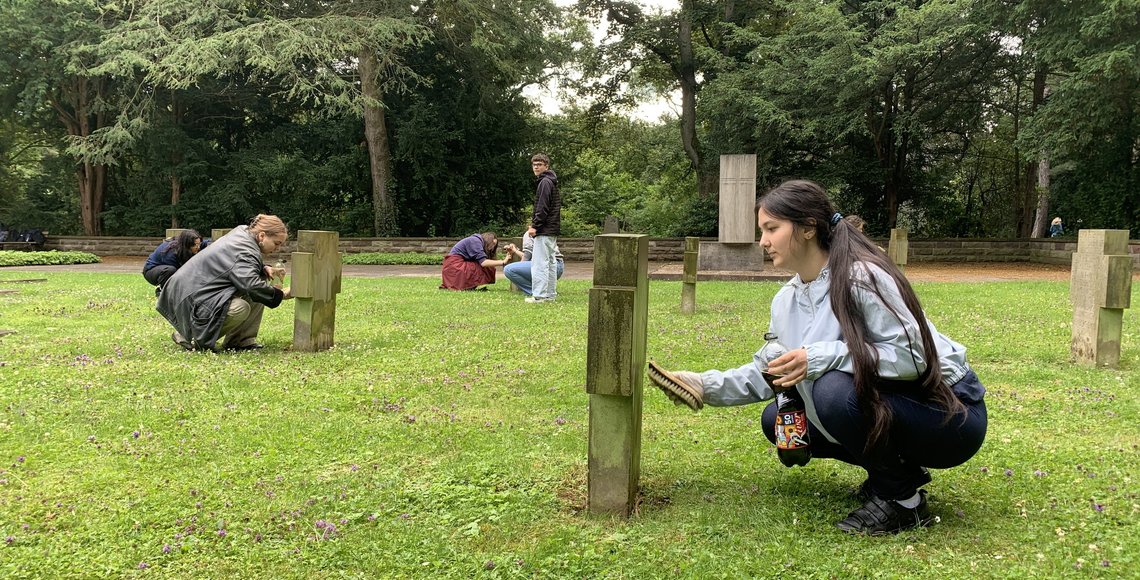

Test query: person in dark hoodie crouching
[143,229,205,289]
[156,214,293,352]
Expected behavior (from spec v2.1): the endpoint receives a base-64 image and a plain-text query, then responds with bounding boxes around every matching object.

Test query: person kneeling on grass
[649,179,987,535]
[157,214,293,352]
[439,232,512,291]
[143,229,206,290]
[503,232,564,296]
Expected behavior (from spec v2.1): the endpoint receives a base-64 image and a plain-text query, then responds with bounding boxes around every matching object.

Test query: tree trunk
[360,49,398,236]
[1028,67,1050,237]
[170,92,183,230]
[170,174,182,229]
[678,0,711,196]
[53,77,109,236]
[76,162,106,236]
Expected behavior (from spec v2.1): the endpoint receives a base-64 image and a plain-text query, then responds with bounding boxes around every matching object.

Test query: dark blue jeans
[761,370,988,500]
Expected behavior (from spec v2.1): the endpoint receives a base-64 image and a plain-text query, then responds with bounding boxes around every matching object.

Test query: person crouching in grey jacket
[157,214,293,351]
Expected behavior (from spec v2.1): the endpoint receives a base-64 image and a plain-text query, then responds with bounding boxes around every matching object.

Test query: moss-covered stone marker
[292,230,342,352]
[585,234,648,517]
[1070,229,1132,367]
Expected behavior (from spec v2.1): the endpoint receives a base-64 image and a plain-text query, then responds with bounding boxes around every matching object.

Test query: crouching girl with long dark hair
[650,179,987,535]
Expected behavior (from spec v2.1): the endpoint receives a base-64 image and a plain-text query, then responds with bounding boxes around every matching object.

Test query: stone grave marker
[888,228,908,272]
[291,230,342,352]
[585,234,648,517]
[1070,229,1132,367]
[681,236,699,314]
[699,154,765,271]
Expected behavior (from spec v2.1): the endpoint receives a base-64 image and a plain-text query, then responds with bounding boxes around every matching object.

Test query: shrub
[0,250,101,267]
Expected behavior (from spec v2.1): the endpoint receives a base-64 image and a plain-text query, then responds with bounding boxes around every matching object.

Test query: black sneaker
[855,467,932,502]
[836,490,933,535]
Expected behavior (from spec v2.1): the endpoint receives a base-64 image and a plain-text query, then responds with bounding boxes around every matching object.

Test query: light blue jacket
[699,263,972,443]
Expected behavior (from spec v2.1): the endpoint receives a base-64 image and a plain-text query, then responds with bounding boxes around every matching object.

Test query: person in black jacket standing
[526,153,561,303]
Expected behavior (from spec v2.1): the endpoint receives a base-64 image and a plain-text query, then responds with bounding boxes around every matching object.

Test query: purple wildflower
[484,561,496,570]
[217,529,227,538]
[350,464,359,471]
[1101,560,1110,568]
[138,562,149,569]
[979,466,989,473]
[554,417,567,426]
[162,544,172,554]
[1091,500,1104,512]
[16,456,24,463]
[5,536,14,545]
[132,431,140,439]
[1004,469,1013,477]
[367,514,377,522]
[1033,469,1047,477]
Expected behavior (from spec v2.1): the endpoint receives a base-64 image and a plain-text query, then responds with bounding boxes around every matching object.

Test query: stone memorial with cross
[699,154,766,272]
[290,230,342,352]
[888,228,908,272]
[585,234,649,517]
[1070,229,1132,367]
[681,236,699,314]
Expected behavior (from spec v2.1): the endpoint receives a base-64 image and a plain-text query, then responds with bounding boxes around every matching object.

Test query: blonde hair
[249,214,287,237]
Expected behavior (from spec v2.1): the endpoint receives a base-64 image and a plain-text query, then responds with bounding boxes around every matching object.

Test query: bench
[0,241,39,251]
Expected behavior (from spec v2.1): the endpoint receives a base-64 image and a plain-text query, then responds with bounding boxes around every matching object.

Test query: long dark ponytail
[757,180,965,451]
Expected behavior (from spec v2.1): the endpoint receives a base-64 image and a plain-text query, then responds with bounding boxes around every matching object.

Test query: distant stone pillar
[1070,229,1132,367]
[699,155,765,271]
[165,228,188,239]
[210,228,232,240]
[291,231,342,352]
[888,228,909,271]
[603,216,620,234]
[681,237,699,314]
[585,234,649,517]
[719,155,756,243]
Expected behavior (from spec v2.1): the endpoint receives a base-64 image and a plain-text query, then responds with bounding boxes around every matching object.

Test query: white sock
[895,493,922,508]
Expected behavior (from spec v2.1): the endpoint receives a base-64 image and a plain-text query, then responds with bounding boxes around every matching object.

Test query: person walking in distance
[526,153,560,303]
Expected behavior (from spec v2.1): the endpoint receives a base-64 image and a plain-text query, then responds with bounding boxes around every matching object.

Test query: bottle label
[775,409,809,450]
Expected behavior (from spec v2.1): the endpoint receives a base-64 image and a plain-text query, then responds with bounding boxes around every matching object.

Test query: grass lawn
[0,272,1136,578]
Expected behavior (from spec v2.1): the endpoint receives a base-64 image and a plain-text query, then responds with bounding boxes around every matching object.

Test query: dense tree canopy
[0,0,1136,239]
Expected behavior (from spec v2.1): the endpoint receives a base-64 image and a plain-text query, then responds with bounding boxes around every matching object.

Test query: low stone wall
[40,235,1140,269]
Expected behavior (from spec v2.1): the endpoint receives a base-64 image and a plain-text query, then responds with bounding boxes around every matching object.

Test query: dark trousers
[761,370,987,500]
[143,265,177,287]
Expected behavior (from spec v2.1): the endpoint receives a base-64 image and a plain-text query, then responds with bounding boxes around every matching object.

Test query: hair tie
[830,212,843,226]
